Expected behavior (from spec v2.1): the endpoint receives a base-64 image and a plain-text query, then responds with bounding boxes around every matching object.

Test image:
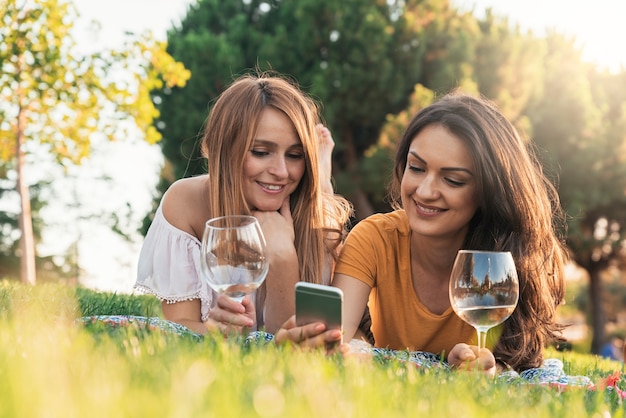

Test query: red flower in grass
[600,371,626,399]
[606,371,622,387]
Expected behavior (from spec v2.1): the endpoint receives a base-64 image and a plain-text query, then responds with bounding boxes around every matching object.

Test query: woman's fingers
[204,316,242,336]
[477,348,497,375]
[203,317,220,332]
[275,321,324,344]
[215,294,246,313]
[278,197,292,222]
[316,124,335,191]
[279,315,297,330]
[275,319,343,349]
[316,124,335,150]
[210,308,253,327]
[209,294,255,331]
[298,329,342,349]
[277,327,343,354]
[449,343,496,375]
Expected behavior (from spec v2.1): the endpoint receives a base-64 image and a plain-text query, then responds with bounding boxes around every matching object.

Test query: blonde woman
[135,72,352,337]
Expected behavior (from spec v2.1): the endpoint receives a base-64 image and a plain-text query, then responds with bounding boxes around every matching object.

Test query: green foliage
[74,287,162,318]
[0,280,161,319]
[357,83,437,208]
[0,0,191,165]
[154,0,626,231]
[523,30,626,352]
[0,0,190,283]
[528,32,626,250]
[155,0,431,218]
[0,280,80,321]
[471,10,546,122]
[415,0,481,94]
[1,282,626,417]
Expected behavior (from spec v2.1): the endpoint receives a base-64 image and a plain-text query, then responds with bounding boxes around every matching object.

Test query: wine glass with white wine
[200,215,269,302]
[449,250,519,352]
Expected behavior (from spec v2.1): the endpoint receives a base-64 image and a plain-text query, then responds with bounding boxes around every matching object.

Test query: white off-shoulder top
[135,202,334,327]
[134,203,214,321]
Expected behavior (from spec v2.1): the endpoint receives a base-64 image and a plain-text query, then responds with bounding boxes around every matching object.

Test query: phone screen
[295,282,343,331]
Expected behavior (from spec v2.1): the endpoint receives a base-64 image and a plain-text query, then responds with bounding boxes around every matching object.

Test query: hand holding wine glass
[449,250,519,353]
[201,215,269,303]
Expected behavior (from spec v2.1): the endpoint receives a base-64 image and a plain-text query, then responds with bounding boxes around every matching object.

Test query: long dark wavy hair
[388,90,567,371]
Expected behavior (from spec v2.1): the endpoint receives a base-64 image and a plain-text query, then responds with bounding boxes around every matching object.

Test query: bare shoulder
[162,175,210,238]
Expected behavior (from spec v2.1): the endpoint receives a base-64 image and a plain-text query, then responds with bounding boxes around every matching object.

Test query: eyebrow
[408,150,474,176]
[252,139,276,148]
[252,139,304,152]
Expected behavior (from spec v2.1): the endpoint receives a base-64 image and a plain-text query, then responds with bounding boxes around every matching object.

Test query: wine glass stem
[477,329,487,352]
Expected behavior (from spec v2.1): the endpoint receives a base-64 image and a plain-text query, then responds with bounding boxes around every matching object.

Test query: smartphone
[295,282,343,333]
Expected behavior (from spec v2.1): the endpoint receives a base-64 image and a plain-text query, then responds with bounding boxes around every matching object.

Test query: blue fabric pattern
[78,315,202,340]
[497,358,594,389]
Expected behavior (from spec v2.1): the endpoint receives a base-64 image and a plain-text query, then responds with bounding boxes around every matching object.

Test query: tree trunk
[588,264,605,354]
[16,106,36,285]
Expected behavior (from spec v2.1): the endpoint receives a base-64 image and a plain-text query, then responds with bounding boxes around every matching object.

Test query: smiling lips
[415,201,445,215]
[258,182,285,192]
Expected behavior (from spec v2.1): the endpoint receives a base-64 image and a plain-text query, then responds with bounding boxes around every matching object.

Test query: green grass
[0,280,625,417]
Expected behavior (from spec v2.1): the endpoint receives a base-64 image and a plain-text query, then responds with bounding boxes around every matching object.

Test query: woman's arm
[331,273,372,342]
[262,247,300,333]
[316,124,335,195]
[161,299,210,335]
[254,199,300,333]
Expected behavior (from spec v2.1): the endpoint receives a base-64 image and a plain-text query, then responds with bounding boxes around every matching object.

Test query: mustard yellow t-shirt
[334,210,475,357]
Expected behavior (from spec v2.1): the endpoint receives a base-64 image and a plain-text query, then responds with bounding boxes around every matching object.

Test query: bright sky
[456,0,626,72]
[44,0,625,293]
[37,0,194,292]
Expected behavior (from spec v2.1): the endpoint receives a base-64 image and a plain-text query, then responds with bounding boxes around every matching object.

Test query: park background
[2,0,626,356]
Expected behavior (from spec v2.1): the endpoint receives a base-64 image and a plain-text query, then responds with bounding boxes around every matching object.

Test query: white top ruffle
[134,203,214,321]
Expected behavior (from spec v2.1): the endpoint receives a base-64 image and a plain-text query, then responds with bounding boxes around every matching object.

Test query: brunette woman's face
[401,124,479,242]
[243,107,306,211]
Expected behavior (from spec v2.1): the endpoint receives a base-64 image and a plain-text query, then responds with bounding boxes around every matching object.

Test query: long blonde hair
[200,72,352,288]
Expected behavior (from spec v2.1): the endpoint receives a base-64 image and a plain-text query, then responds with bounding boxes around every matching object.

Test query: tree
[153,0,438,221]
[359,83,436,206]
[0,162,48,279]
[153,0,549,220]
[0,0,190,284]
[471,10,546,125]
[416,0,481,95]
[527,32,626,353]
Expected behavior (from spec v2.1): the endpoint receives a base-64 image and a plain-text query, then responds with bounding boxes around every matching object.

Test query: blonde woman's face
[401,124,479,242]
[243,107,306,211]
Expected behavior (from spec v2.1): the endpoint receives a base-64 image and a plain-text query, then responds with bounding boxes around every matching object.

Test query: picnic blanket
[246,331,600,390]
[78,315,202,340]
[78,316,622,394]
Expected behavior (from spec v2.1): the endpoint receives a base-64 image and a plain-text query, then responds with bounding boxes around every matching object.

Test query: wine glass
[449,250,519,352]
[200,215,269,303]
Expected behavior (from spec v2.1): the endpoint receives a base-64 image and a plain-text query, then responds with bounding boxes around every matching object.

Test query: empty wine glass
[449,250,519,352]
[200,215,269,303]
